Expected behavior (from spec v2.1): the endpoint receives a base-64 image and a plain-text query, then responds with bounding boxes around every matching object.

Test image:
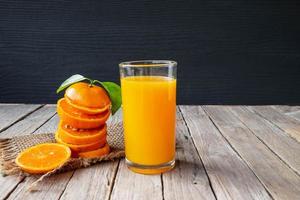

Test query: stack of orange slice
[56,82,111,158]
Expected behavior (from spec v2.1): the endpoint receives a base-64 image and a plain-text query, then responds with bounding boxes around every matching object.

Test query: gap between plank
[229,107,300,177]
[251,107,300,142]
[30,112,57,135]
[107,160,121,200]
[57,171,76,200]
[3,177,26,200]
[2,106,57,200]
[160,174,165,200]
[0,105,44,133]
[58,110,122,200]
[178,107,217,200]
[201,107,275,200]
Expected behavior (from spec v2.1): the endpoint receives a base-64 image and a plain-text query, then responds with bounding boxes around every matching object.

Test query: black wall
[0,0,300,104]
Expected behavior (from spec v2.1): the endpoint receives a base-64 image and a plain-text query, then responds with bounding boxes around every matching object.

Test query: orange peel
[78,143,110,158]
[57,98,110,129]
[57,122,107,145]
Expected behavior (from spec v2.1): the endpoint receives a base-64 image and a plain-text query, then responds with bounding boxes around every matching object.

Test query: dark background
[0,0,300,104]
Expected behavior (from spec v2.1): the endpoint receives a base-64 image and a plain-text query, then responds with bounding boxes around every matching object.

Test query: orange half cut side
[15,143,71,174]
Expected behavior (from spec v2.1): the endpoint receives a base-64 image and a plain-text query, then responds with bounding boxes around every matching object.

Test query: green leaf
[56,74,87,94]
[94,80,122,115]
[57,74,122,115]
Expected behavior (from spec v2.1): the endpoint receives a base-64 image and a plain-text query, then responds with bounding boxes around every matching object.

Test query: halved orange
[55,131,106,153]
[65,82,111,112]
[57,98,111,129]
[78,143,110,158]
[15,143,71,174]
[57,122,107,145]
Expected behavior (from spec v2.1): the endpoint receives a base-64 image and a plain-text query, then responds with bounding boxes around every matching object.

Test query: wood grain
[2,104,300,199]
[288,111,300,121]
[250,106,300,142]
[0,104,41,132]
[203,106,300,200]
[5,114,75,200]
[59,110,122,200]
[230,106,300,175]
[273,105,300,122]
[273,106,300,114]
[59,162,119,200]
[180,106,271,200]
[110,160,162,200]
[110,111,162,200]
[162,110,215,200]
[8,110,122,200]
[7,171,74,200]
[34,113,59,134]
[0,105,56,138]
[0,105,56,200]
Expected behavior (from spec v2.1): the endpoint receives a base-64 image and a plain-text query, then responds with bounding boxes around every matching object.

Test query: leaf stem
[92,80,102,86]
[87,78,94,87]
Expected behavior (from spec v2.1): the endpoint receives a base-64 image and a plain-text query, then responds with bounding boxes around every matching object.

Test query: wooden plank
[5,114,75,200]
[273,105,300,122]
[288,111,300,122]
[180,106,271,200]
[60,162,119,200]
[273,106,300,114]
[110,160,162,200]
[0,105,56,200]
[7,171,74,200]
[8,108,123,200]
[8,110,122,200]
[110,110,163,200]
[203,106,300,200]
[34,113,59,134]
[59,111,122,200]
[0,104,41,132]
[250,106,300,142]
[0,105,56,138]
[162,110,216,200]
[230,106,300,175]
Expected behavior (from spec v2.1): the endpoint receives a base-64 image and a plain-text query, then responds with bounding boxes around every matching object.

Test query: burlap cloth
[0,119,125,180]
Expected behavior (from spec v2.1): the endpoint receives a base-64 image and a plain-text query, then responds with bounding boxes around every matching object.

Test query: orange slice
[15,143,71,174]
[55,131,106,153]
[65,82,111,109]
[65,96,111,115]
[78,143,110,158]
[57,98,111,129]
[57,122,107,145]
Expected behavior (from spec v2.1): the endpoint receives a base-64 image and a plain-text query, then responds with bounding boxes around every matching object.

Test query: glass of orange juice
[119,60,177,174]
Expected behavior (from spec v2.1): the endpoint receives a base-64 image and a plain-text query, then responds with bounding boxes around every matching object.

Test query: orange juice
[121,76,176,169]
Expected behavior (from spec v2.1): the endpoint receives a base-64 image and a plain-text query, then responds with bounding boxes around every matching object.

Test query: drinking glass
[119,60,177,174]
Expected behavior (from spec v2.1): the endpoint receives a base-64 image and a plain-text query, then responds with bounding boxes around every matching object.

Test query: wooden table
[0,104,300,200]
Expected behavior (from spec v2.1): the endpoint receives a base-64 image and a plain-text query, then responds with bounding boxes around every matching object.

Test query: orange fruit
[78,143,110,158]
[65,97,111,115]
[15,143,71,174]
[55,131,106,153]
[57,122,107,145]
[57,98,111,129]
[65,82,111,113]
